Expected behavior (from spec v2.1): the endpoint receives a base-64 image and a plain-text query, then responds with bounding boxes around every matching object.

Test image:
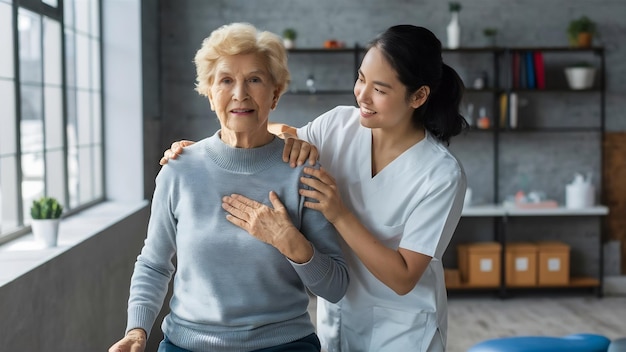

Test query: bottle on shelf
[306,74,316,94]
[477,106,490,129]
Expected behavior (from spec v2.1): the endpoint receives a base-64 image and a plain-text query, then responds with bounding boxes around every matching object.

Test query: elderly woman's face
[208,53,278,134]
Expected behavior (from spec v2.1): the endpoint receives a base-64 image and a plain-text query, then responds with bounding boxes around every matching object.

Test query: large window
[0,0,103,243]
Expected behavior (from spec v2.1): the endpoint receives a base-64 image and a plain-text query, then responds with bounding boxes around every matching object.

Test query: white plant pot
[32,219,60,248]
[564,67,596,90]
[283,38,295,49]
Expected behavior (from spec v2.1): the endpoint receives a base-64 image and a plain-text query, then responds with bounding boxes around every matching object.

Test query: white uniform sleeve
[399,164,466,259]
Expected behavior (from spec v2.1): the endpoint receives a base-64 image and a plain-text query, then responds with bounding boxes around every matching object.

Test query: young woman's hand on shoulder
[159,140,195,165]
[299,167,349,224]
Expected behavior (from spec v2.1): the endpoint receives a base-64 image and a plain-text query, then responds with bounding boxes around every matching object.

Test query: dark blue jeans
[157,333,320,352]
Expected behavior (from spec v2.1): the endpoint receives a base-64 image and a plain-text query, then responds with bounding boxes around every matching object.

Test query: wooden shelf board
[446,276,600,290]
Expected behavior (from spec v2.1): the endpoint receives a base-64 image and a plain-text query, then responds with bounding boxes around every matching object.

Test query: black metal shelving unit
[447,46,607,298]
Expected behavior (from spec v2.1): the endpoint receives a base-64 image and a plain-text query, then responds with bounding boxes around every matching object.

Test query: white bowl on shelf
[564,67,596,90]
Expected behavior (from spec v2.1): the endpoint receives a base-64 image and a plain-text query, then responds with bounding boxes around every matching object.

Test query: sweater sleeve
[288,163,349,303]
[125,167,178,337]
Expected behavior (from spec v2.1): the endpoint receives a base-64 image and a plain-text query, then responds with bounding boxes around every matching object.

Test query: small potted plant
[30,196,63,248]
[564,61,596,90]
[282,28,297,49]
[483,28,498,47]
[567,16,597,48]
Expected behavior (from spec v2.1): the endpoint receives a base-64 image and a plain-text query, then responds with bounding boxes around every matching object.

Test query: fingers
[307,146,319,166]
[222,197,251,221]
[303,167,335,185]
[173,140,194,154]
[161,140,195,165]
[283,138,295,164]
[225,213,247,229]
[287,138,304,167]
[160,150,177,165]
[268,191,285,210]
[303,199,323,211]
[180,140,195,148]
[295,142,312,167]
[299,188,322,203]
[229,194,264,208]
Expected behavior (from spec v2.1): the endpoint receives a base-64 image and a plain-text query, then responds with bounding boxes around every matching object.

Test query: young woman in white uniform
[162,25,467,351]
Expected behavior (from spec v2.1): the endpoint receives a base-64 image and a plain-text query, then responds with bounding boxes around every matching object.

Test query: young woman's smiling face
[209,53,278,144]
[354,46,422,132]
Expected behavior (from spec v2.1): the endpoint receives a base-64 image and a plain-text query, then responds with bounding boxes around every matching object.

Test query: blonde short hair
[194,22,290,97]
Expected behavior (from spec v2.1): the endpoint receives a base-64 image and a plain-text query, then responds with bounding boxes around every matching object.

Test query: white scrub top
[298,106,466,352]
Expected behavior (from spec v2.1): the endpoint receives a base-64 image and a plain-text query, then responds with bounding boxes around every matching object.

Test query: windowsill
[0,200,149,287]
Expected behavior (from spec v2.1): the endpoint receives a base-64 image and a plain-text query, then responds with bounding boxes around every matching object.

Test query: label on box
[480,258,493,272]
[547,258,561,271]
[515,257,529,271]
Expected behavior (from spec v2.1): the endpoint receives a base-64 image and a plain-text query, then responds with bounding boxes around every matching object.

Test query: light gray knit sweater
[125,132,348,352]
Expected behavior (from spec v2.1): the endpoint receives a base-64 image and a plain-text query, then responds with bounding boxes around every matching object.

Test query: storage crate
[537,241,570,285]
[505,242,538,286]
[444,268,461,288]
[458,242,501,286]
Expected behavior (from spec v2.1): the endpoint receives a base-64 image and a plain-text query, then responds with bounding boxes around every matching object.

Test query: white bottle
[306,74,316,94]
[447,11,460,49]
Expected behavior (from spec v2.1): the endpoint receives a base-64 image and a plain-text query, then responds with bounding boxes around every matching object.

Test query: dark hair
[367,25,468,145]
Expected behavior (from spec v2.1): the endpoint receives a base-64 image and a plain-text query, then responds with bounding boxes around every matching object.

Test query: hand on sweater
[108,329,147,352]
[159,140,195,165]
[222,191,314,263]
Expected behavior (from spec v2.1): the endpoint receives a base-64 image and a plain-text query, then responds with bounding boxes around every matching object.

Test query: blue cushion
[468,333,611,352]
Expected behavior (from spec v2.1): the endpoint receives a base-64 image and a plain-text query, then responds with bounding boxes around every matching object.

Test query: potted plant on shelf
[30,196,63,248]
[567,16,597,48]
[564,61,596,90]
[483,28,498,47]
[282,28,297,49]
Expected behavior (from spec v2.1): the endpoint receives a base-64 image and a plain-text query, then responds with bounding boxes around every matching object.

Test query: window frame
[0,0,104,245]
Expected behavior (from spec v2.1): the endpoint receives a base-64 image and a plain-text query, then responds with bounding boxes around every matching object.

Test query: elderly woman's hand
[108,329,147,352]
[159,140,195,165]
[222,191,314,263]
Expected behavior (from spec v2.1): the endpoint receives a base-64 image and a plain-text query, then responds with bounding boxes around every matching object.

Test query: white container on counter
[565,173,595,209]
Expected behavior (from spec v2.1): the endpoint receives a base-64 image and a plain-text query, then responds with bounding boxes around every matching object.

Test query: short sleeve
[399,165,466,259]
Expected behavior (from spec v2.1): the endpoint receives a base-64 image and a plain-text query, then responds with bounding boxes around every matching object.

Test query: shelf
[461,205,609,217]
[285,90,354,95]
[468,127,602,133]
[509,88,601,93]
[504,205,608,216]
[446,276,600,290]
[496,127,602,133]
[465,88,499,93]
[443,47,506,53]
[506,46,604,54]
[461,205,506,217]
[287,47,359,54]
[442,46,603,54]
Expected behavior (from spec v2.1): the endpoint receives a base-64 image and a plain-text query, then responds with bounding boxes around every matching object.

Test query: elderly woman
[108,23,348,352]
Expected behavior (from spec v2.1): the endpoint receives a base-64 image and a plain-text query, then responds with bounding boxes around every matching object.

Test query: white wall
[104,0,144,202]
